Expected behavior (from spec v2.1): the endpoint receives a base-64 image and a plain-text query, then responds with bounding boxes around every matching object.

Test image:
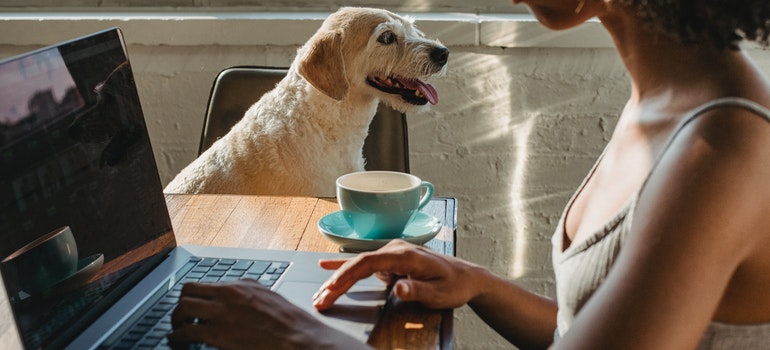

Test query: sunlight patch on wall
[464,54,535,279]
[508,115,533,278]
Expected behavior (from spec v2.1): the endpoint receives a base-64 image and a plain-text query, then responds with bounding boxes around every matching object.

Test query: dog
[164,7,449,197]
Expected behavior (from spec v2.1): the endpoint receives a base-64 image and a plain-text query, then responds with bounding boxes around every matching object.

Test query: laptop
[0,28,386,350]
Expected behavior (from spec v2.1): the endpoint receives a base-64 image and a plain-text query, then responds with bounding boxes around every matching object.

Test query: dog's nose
[430,47,449,66]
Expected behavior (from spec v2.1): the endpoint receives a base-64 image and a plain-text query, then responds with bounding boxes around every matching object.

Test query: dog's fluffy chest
[220,78,376,196]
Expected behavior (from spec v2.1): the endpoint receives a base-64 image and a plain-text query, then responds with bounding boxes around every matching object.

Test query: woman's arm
[467,272,558,349]
[314,240,558,349]
[555,107,770,349]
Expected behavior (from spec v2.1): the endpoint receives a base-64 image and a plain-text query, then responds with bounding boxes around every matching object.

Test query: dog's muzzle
[367,46,449,106]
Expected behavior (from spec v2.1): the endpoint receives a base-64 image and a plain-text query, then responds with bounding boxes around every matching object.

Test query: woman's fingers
[316,240,486,311]
[318,258,347,270]
[321,261,402,285]
[393,279,449,308]
[168,285,230,347]
[314,241,442,310]
[171,293,219,328]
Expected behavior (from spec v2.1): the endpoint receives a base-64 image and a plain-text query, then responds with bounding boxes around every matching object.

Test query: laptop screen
[0,28,176,349]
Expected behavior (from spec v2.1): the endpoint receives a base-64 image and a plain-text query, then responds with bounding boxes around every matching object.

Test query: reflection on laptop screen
[0,28,175,349]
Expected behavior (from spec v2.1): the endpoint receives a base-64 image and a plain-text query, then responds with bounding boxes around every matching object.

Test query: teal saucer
[51,253,104,293]
[318,211,442,252]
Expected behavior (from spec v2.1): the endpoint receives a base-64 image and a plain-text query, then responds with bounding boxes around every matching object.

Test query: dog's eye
[377,31,396,45]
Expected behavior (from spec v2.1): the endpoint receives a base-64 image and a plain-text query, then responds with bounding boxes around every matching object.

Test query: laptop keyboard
[98,256,290,350]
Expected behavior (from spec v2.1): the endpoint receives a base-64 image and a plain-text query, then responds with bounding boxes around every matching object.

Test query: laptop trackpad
[277,281,387,342]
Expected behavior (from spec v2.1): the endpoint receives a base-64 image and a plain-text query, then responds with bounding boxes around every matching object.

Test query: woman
[169,0,770,348]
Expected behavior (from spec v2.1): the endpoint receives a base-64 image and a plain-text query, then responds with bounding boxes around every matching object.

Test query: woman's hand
[314,240,559,349]
[313,239,487,311]
[168,279,368,350]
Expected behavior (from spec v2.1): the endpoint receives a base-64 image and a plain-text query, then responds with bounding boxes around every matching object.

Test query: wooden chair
[199,66,410,173]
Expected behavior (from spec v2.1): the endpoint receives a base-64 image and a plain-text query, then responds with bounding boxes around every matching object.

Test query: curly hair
[609,0,770,50]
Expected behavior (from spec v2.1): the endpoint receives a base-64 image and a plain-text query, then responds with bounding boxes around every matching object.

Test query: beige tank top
[551,97,770,348]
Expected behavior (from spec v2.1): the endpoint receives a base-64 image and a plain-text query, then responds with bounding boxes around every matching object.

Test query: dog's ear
[297,31,348,101]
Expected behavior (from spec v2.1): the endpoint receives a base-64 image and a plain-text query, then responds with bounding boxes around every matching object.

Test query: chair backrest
[199,66,410,173]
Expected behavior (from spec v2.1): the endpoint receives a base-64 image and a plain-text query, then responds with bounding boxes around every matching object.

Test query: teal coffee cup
[336,171,434,239]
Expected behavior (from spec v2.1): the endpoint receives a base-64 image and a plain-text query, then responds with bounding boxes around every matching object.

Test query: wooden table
[165,194,457,349]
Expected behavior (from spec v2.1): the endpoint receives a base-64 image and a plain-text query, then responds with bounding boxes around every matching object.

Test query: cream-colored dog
[164,7,448,197]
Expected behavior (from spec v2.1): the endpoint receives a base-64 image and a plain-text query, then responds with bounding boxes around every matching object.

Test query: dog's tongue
[399,78,439,105]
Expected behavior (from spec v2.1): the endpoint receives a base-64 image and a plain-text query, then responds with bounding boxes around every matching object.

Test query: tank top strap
[639,97,770,192]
